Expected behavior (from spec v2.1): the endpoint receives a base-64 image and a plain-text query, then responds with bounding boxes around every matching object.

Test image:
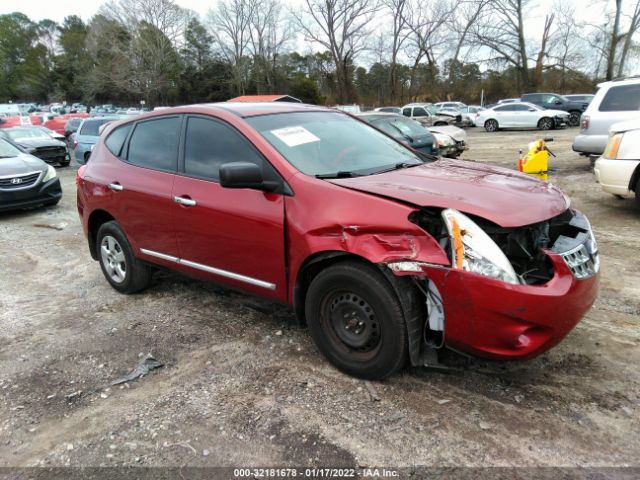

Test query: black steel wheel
[305,261,407,379]
[569,111,581,127]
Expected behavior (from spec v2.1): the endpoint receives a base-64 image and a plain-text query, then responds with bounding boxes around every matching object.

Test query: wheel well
[293,251,427,366]
[87,209,115,260]
[434,121,447,126]
[629,164,640,192]
[293,252,370,325]
[84,151,91,161]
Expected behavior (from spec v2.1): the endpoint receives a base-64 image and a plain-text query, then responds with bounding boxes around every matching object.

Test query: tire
[484,119,498,132]
[305,261,407,379]
[568,111,581,127]
[96,221,151,294]
[538,117,553,130]
[635,178,640,208]
[59,160,70,167]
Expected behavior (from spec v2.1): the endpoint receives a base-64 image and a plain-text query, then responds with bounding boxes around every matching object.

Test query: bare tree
[207,0,254,95]
[617,0,640,76]
[471,0,532,89]
[548,2,586,90]
[403,0,455,98]
[248,0,293,93]
[450,0,489,65]
[293,0,380,103]
[383,0,410,102]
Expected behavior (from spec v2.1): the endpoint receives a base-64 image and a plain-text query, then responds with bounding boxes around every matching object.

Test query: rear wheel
[538,117,554,130]
[635,178,640,208]
[484,119,498,132]
[305,261,407,379]
[96,221,151,294]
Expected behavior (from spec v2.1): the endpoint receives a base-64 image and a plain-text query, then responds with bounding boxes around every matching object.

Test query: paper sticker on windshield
[270,126,320,147]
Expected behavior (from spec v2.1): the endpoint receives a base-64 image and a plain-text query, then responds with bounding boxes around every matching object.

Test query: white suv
[572,77,640,156]
[594,118,640,205]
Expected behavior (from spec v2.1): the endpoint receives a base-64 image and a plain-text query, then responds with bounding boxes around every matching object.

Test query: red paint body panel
[413,253,599,359]
[329,158,569,227]
[171,175,286,300]
[77,103,598,362]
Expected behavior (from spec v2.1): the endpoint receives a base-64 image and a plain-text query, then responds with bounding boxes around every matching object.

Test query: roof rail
[608,74,640,82]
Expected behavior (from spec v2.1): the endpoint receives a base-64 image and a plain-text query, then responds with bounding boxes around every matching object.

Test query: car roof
[194,102,331,118]
[597,77,640,88]
[358,112,402,118]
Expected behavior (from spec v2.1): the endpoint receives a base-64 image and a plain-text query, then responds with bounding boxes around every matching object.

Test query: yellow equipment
[518,138,555,182]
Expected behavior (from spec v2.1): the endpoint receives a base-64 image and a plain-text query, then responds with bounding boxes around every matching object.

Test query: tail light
[73,138,78,150]
[581,115,589,131]
[76,164,87,186]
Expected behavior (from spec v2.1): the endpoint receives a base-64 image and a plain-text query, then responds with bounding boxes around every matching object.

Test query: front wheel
[305,261,407,379]
[96,221,151,294]
[538,117,554,130]
[635,178,640,209]
[569,111,581,127]
[484,119,498,132]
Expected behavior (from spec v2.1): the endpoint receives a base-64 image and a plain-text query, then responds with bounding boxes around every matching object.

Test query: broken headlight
[442,208,520,285]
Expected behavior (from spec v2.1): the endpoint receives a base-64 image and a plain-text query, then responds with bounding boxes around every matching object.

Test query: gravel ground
[0,127,639,474]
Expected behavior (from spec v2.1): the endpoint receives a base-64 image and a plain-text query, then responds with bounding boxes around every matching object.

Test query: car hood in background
[544,109,570,117]
[428,125,466,142]
[0,153,47,176]
[328,158,568,227]
[13,137,66,149]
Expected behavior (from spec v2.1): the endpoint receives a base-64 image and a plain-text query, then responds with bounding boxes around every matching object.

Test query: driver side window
[413,107,428,117]
[183,116,268,182]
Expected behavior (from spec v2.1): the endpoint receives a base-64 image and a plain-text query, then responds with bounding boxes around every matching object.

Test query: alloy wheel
[100,235,127,283]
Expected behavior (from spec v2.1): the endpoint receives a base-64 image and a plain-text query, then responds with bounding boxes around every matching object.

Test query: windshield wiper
[371,162,421,175]
[315,171,361,179]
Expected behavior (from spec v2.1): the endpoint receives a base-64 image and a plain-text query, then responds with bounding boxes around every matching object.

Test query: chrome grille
[561,243,599,279]
[0,171,41,190]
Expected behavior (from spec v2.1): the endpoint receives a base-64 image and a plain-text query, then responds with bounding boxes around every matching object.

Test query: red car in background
[76,103,599,379]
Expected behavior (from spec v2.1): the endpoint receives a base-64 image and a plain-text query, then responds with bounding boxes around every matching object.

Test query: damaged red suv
[77,103,599,379]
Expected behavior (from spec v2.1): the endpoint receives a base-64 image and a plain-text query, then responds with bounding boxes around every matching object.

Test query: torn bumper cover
[386,210,600,361]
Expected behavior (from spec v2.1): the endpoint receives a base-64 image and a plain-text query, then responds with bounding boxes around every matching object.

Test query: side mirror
[528,108,536,112]
[554,100,562,105]
[219,162,279,192]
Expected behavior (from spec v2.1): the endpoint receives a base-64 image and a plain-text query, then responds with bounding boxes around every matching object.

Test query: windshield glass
[0,138,23,157]
[6,128,49,140]
[373,117,429,138]
[247,112,423,177]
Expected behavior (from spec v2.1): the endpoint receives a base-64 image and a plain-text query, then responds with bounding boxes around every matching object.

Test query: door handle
[174,196,196,207]
[108,183,124,191]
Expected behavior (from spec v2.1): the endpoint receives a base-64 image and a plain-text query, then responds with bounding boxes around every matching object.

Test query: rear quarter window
[105,124,132,158]
[599,84,640,112]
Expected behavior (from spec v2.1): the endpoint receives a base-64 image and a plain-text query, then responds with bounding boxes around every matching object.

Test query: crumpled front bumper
[390,250,599,361]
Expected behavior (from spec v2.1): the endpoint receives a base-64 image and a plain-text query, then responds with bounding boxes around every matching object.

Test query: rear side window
[80,120,107,136]
[512,104,530,111]
[495,105,514,111]
[105,124,132,158]
[599,84,640,112]
[183,116,265,181]
[127,117,180,171]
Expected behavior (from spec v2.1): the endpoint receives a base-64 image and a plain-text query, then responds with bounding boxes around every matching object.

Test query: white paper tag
[270,126,320,147]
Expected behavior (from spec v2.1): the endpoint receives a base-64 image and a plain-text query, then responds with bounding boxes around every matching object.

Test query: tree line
[1,0,639,107]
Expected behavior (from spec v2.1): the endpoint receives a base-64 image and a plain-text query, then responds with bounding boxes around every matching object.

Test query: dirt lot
[1,127,639,474]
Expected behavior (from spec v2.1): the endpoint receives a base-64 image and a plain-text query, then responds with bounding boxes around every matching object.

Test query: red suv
[77,103,599,379]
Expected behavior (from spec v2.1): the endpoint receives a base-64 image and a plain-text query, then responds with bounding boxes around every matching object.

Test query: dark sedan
[358,112,438,155]
[0,127,70,166]
[0,138,62,212]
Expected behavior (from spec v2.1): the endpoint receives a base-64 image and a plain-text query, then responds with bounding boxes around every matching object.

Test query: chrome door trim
[139,248,276,290]
[174,196,197,207]
[139,248,179,263]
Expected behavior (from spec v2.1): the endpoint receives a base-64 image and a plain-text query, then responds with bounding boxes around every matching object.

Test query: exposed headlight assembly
[433,133,454,147]
[442,208,520,285]
[42,165,57,182]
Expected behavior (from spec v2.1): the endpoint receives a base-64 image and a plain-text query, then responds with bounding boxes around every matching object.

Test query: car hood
[13,137,65,148]
[328,158,569,227]
[0,153,47,175]
[428,125,466,142]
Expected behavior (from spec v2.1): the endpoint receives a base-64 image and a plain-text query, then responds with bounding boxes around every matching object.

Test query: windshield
[373,117,429,138]
[0,138,23,157]
[6,128,49,140]
[247,112,423,177]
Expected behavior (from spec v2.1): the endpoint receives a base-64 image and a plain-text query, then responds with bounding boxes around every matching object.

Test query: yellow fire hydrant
[518,138,555,182]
